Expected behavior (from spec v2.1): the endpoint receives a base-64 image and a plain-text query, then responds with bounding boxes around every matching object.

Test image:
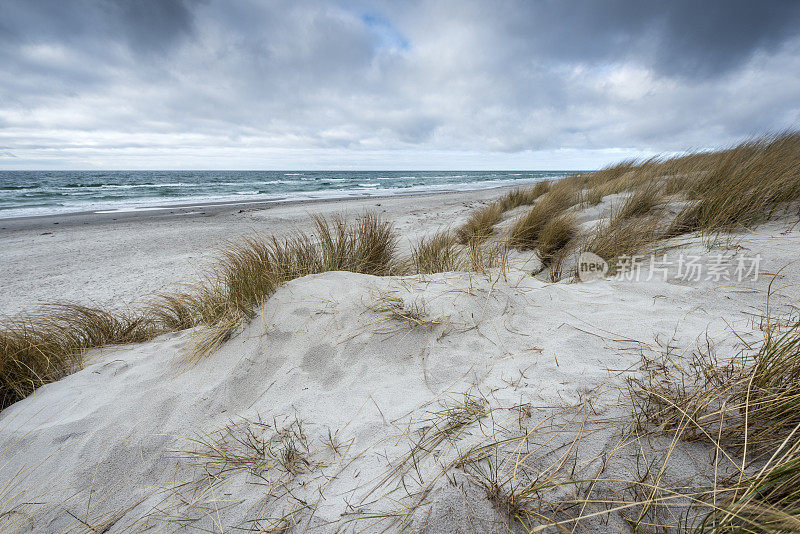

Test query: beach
[4,1,799,530]
[1,140,800,532]
[0,186,515,317]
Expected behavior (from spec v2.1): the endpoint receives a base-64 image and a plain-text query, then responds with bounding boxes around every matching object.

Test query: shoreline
[0,182,528,232]
[0,185,519,316]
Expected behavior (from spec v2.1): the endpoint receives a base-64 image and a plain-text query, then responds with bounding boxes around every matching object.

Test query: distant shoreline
[0,181,529,231]
[0,185,520,317]
[0,170,568,223]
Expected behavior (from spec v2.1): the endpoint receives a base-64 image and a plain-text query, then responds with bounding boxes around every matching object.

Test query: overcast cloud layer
[1,0,799,169]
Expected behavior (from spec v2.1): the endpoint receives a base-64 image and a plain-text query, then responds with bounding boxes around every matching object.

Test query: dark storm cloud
[0,0,799,168]
[489,0,800,79]
[0,0,197,53]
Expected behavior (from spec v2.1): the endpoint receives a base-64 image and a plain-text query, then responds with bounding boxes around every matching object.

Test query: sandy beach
[2,148,800,531]
[0,187,515,317]
[4,2,800,530]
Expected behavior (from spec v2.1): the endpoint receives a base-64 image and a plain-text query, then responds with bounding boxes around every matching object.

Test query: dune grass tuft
[614,182,664,221]
[456,203,504,244]
[628,298,800,532]
[410,231,462,274]
[584,132,800,239]
[584,187,604,206]
[581,214,663,272]
[507,186,576,250]
[453,181,552,246]
[183,214,398,362]
[675,132,800,234]
[498,181,551,211]
[537,214,578,262]
[0,304,157,408]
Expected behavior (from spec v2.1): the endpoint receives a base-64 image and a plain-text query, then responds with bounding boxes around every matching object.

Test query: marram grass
[3,131,800,408]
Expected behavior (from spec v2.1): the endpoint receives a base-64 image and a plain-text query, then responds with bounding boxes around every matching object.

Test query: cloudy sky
[1,0,799,170]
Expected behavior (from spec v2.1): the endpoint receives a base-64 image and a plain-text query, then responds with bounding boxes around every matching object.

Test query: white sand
[1,191,799,532]
[0,189,500,317]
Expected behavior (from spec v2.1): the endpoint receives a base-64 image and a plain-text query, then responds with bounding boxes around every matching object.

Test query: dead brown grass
[537,214,578,261]
[0,304,157,408]
[629,296,800,533]
[410,231,462,274]
[507,186,577,250]
[456,203,504,244]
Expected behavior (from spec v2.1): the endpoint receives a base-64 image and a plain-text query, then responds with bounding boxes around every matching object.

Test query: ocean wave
[0,171,567,219]
[1,185,40,191]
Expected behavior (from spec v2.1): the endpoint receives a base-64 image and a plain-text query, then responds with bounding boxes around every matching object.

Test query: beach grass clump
[585,160,638,188]
[185,214,398,361]
[585,160,643,196]
[144,284,233,331]
[1,214,399,403]
[145,291,206,331]
[507,186,576,250]
[537,214,578,262]
[669,132,800,235]
[410,231,462,274]
[581,214,662,272]
[453,181,553,246]
[466,238,509,273]
[222,215,395,308]
[214,214,398,318]
[584,187,604,206]
[576,131,800,240]
[629,306,800,532]
[614,183,664,221]
[456,203,504,244]
[0,305,156,409]
[498,181,551,211]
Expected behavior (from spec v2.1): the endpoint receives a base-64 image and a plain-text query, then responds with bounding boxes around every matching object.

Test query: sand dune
[1,202,797,531]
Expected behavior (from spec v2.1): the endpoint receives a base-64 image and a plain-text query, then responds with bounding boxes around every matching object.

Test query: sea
[0,170,572,219]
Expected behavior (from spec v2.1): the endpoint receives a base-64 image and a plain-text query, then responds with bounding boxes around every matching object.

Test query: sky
[1,0,799,170]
